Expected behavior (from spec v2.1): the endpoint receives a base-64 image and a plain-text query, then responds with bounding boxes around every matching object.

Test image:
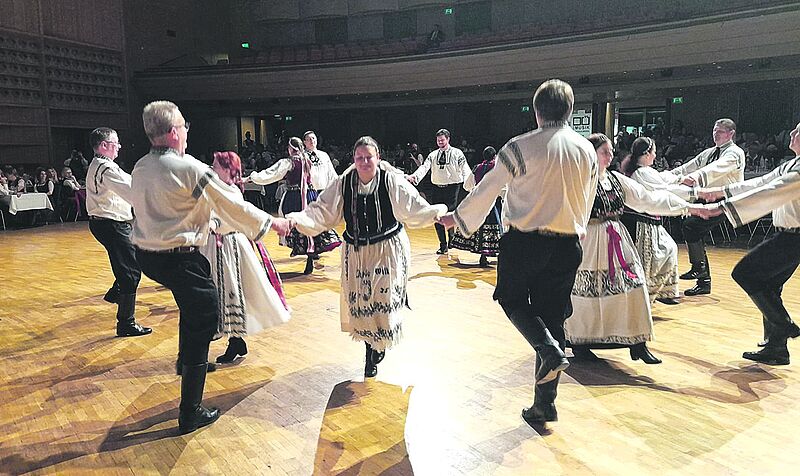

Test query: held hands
[696,189,725,203]
[270,217,293,236]
[437,213,456,229]
[688,203,724,220]
[405,175,418,185]
[681,176,696,187]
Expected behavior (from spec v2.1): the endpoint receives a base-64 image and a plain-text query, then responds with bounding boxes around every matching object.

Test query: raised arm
[684,147,744,187]
[720,165,800,227]
[614,171,693,217]
[388,172,447,228]
[249,158,292,186]
[407,153,432,184]
[631,167,695,201]
[453,161,511,236]
[288,175,345,236]
[199,170,274,241]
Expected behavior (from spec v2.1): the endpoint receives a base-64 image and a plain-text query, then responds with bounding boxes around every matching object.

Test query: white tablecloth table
[8,193,53,215]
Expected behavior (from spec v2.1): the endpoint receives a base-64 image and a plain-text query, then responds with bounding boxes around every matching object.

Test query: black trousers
[731,231,800,335]
[136,250,219,365]
[494,229,583,403]
[429,183,461,247]
[89,219,141,294]
[681,213,727,263]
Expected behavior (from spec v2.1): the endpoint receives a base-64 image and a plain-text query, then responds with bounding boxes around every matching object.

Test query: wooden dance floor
[1,222,798,475]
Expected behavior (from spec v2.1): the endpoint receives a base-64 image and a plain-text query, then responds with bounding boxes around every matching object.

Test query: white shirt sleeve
[631,167,695,201]
[250,159,292,185]
[288,176,345,236]
[721,168,800,227]
[200,172,273,242]
[387,171,447,228]
[409,153,433,183]
[686,147,745,187]
[454,161,511,235]
[613,171,691,216]
[98,165,133,204]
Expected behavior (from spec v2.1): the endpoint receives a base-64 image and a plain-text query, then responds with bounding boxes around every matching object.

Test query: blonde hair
[142,101,181,140]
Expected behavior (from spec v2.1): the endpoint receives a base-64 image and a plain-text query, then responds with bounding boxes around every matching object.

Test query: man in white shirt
[439,79,598,427]
[303,130,338,193]
[666,118,745,296]
[86,127,150,337]
[130,101,290,434]
[407,128,471,254]
[698,120,800,366]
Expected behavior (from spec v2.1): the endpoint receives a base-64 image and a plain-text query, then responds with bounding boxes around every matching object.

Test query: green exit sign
[672,96,683,104]
[444,7,453,15]
[286,116,293,122]
[241,42,250,49]
[521,105,530,112]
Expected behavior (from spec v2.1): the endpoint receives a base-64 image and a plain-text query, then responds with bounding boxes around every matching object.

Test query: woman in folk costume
[201,151,291,364]
[449,146,504,267]
[566,133,705,364]
[622,137,695,305]
[247,137,342,275]
[288,136,447,377]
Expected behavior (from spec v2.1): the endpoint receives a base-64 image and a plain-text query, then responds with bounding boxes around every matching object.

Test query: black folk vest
[343,168,403,246]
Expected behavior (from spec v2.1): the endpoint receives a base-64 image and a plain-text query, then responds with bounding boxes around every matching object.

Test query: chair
[747,214,773,247]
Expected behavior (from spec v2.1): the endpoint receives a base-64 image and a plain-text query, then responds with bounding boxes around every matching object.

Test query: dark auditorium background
[1,0,799,170]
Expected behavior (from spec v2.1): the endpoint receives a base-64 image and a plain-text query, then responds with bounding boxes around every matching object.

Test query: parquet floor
[1,222,798,475]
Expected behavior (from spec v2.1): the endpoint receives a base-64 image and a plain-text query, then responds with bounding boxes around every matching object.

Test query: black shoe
[103,286,120,304]
[436,245,448,255]
[178,363,220,434]
[684,280,711,296]
[535,346,569,384]
[303,256,314,275]
[679,269,702,280]
[655,297,680,305]
[479,255,489,267]
[571,346,599,360]
[521,403,558,427]
[630,343,662,364]
[116,322,152,337]
[176,359,216,375]
[364,343,379,377]
[742,347,790,365]
[216,337,248,364]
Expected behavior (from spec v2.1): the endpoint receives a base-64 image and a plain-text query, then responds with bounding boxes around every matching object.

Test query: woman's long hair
[623,137,655,177]
[213,151,244,192]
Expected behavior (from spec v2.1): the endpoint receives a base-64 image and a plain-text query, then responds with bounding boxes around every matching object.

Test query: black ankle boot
[216,337,248,364]
[629,342,662,364]
[115,293,152,337]
[679,265,708,281]
[364,343,378,378]
[303,256,314,275]
[743,345,790,365]
[479,255,489,267]
[521,403,558,426]
[178,363,220,434]
[684,278,711,296]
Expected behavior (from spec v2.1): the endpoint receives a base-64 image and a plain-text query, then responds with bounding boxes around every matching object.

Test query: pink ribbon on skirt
[606,223,638,281]
[255,241,290,311]
[299,155,315,254]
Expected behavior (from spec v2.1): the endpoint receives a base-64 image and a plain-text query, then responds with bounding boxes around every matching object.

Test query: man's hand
[697,189,725,203]
[681,176,696,187]
[270,217,292,236]
[437,213,456,229]
[405,175,418,185]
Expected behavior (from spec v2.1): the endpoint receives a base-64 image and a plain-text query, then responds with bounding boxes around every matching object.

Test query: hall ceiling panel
[251,0,300,22]
[300,0,348,19]
[348,0,399,15]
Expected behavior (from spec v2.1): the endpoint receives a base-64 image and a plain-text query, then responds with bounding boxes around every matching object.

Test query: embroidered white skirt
[340,229,410,352]
[635,222,680,301]
[201,233,291,337]
[566,220,653,346]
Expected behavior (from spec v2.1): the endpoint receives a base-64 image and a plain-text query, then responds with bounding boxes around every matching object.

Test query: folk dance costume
[408,144,471,253]
[450,156,504,262]
[565,171,694,363]
[289,162,446,375]
[200,193,290,356]
[452,121,598,424]
[627,166,694,303]
[713,156,800,365]
[249,154,341,259]
[666,140,745,295]
[86,153,149,336]
[130,147,273,433]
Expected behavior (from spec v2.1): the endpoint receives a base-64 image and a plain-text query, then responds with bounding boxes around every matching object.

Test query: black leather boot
[743,345,790,365]
[115,293,152,337]
[178,363,220,434]
[103,284,120,304]
[684,278,711,296]
[216,337,248,364]
[571,345,599,360]
[629,342,662,364]
[364,342,378,378]
[680,242,710,280]
[479,255,489,267]
[504,309,569,384]
[176,357,216,375]
[303,256,314,275]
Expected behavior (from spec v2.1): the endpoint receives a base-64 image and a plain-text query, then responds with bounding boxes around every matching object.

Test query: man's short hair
[715,118,736,132]
[436,128,450,138]
[142,101,181,141]
[533,79,574,123]
[89,127,116,150]
[303,130,316,139]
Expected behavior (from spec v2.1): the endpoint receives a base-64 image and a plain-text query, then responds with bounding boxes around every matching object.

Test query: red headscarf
[213,151,244,192]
